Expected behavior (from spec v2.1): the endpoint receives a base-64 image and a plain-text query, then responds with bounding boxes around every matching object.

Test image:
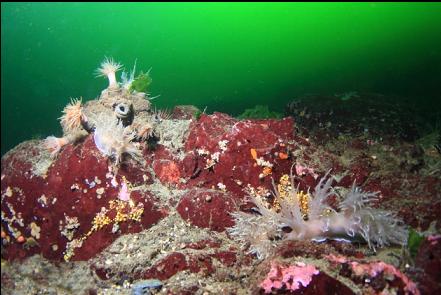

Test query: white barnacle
[217,182,226,191]
[218,140,229,153]
[197,148,210,156]
[256,157,273,168]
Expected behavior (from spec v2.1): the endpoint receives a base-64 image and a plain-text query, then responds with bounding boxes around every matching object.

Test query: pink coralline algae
[351,261,419,295]
[325,254,420,295]
[428,234,441,246]
[295,163,319,179]
[260,261,319,293]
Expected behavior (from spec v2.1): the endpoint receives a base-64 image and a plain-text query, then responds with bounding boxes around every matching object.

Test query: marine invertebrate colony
[43,57,163,161]
[228,171,408,259]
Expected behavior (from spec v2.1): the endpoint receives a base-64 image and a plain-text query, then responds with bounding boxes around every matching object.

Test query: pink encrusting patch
[325,254,420,295]
[350,261,420,295]
[118,181,130,201]
[428,234,441,245]
[295,163,319,179]
[260,261,319,293]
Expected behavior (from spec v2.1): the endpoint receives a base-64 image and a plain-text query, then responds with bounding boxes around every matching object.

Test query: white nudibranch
[228,171,408,260]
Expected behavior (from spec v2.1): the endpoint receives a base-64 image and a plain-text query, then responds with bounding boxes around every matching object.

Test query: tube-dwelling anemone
[132,121,155,141]
[152,107,172,123]
[59,97,83,134]
[96,57,122,89]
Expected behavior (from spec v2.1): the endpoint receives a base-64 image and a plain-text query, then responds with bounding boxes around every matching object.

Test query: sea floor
[1,92,440,294]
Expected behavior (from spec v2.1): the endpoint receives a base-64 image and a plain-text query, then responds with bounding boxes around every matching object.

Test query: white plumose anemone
[96,57,122,89]
[93,114,141,165]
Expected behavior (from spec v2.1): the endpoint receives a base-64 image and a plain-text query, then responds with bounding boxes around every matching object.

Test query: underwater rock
[118,158,155,187]
[337,154,373,187]
[1,141,51,259]
[43,58,165,166]
[177,189,236,232]
[1,135,165,262]
[151,145,182,186]
[4,110,439,265]
[300,272,356,295]
[172,105,201,120]
[132,279,163,295]
[138,252,214,280]
[414,235,441,294]
[153,159,182,185]
[365,174,441,230]
[183,238,221,250]
[138,250,240,282]
[185,113,295,153]
[140,252,202,281]
[275,240,341,259]
[2,99,440,294]
[286,93,420,143]
[182,113,298,196]
[325,254,420,295]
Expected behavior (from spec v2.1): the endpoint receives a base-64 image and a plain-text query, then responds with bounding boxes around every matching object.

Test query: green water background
[2,2,441,155]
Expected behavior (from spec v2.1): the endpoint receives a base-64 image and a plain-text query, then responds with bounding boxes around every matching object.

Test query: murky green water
[2,2,441,155]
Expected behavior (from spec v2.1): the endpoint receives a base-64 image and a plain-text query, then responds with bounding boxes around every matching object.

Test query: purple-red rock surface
[2,110,440,294]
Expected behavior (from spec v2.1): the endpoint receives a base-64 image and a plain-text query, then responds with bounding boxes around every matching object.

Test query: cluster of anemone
[228,170,408,260]
[44,57,158,161]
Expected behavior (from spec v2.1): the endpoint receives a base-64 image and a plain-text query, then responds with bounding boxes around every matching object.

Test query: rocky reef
[1,61,440,294]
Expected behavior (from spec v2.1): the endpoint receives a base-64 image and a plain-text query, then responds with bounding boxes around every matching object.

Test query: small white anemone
[96,57,122,89]
[44,136,69,157]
